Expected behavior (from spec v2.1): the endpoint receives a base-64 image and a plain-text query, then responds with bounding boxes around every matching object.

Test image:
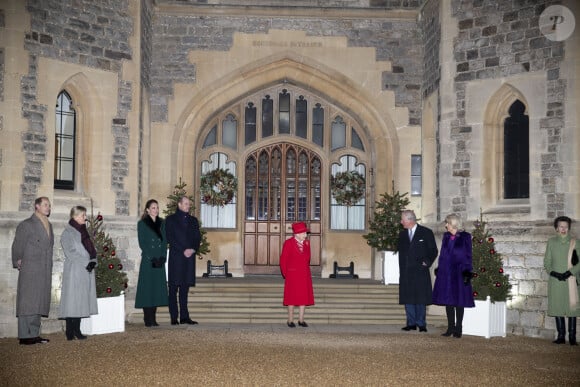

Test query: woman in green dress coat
[135,199,169,327]
[544,216,580,345]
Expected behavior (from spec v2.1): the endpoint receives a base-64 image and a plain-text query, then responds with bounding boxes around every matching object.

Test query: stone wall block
[520,310,543,328]
[506,308,520,326]
[507,267,527,281]
[506,255,524,268]
[526,268,545,281]
[518,280,535,296]
[534,281,547,297]
[523,296,544,311]
[523,256,544,269]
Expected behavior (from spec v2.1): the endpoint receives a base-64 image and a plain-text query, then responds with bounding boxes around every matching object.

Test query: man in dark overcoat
[11,197,54,345]
[165,195,201,325]
[398,209,438,332]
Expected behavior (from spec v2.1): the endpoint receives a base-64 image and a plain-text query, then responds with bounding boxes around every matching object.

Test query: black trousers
[168,284,190,321]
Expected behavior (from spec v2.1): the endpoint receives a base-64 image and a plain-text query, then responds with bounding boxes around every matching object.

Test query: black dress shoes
[401,325,417,331]
[19,338,37,345]
[171,320,179,325]
[441,328,454,337]
[419,326,428,332]
[180,318,198,325]
[298,321,308,327]
[36,337,50,343]
[287,321,296,328]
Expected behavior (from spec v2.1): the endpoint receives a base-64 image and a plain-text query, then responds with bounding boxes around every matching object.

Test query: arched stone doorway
[196,82,372,276]
[243,142,322,275]
[172,48,400,278]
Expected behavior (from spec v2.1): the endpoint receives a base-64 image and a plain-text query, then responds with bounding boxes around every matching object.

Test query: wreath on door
[330,170,366,206]
[200,168,238,207]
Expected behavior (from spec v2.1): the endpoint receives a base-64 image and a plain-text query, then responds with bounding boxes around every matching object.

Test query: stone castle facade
[0,0,578,338]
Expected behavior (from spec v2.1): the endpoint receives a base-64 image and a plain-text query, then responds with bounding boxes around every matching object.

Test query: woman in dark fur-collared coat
[135,199,169,327]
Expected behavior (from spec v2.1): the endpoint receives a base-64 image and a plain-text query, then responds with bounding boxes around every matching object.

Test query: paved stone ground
[1,322,579,386]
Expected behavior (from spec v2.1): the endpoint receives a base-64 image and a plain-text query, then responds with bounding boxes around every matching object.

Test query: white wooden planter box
[462,296,506,338]
[382,251,399,285]
[80,294,125,335]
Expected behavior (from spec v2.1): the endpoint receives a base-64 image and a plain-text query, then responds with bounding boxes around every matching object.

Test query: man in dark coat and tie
[165,195,201,325]
[398,209,438,332]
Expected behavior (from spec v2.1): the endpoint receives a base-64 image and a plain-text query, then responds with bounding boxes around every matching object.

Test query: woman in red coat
[280,222,315,327]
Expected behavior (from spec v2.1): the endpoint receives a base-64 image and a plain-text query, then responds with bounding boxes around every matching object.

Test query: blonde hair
[69,206,87,219]
[445,213,463,231]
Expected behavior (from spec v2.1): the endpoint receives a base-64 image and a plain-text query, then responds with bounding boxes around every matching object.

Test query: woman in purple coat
[432,214,475,338]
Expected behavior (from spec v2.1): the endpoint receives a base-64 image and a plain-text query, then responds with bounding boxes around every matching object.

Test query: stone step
[128,278,446,326]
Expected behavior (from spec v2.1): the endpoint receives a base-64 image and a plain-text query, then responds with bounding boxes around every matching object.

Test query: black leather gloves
[572,250,579,266]
[550,271,571,281]
[151,256,166,268]
[462,270,473,284]
[86,261,96,272]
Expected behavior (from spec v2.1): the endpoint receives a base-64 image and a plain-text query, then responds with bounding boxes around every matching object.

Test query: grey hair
[69,205,87,219]
[401,210,416,221]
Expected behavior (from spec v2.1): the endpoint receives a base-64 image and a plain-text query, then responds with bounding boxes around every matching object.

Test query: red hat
[292,222,309,234]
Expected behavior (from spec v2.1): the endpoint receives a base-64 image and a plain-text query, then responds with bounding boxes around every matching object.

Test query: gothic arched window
[54,91,76,190]
[503,100,529,199]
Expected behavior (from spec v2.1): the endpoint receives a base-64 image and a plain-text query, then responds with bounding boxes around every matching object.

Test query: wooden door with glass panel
[244,143,321,275]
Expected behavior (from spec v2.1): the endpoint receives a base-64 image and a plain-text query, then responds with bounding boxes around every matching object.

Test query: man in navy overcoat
[398,209,438,332]
[165,196,201,325]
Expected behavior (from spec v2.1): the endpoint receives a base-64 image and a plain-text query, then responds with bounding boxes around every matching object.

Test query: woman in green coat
[544,216,580,345]
[135,199,169,327]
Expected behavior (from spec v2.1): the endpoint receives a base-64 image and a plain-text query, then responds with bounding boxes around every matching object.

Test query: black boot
[65,318,75,341]
[453,307,464,338]
[151,307,159,327]
[442,306,455,336]
[553,317,566,344]
[73,318,87,340]
[143,307,153,327]
[569,317,577,346]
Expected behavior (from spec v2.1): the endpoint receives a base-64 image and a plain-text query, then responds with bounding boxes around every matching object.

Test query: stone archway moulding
[481,83,529,210]
[171,51,402,196]
[36,58,119,214]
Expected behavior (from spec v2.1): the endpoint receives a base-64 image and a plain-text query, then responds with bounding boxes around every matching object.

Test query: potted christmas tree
[462,213,512,338]
[363,185,410,284]
[80,208,129,335]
